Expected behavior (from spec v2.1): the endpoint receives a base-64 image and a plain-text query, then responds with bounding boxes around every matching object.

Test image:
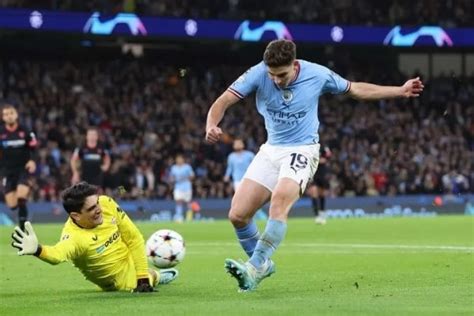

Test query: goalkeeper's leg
[149,268,179,286]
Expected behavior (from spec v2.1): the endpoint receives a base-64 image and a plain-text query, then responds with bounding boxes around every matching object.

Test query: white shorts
[233,180,242,191]
[243,143,320,194]
[173,190,192,202]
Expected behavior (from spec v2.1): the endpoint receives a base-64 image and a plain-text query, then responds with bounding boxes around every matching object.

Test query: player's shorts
[233,180,242,190]
[173,189,192,203]
[313,166,330,189]
[1,169,32,194]
[243,143,320,195]
[102,256,156,291]
[82,173,104,187]
[313,176,330,189]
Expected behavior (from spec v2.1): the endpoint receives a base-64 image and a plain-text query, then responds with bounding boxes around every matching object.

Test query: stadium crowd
[1,55,473,201]
[2,0,473,27]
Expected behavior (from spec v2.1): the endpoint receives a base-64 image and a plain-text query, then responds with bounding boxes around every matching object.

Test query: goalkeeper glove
[11,221,40,256]
[132,278,155,293]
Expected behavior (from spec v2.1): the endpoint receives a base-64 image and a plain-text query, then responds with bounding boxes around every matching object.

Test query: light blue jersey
[225,150,255,182]
[170,164,194,192]
[228,60,350,146]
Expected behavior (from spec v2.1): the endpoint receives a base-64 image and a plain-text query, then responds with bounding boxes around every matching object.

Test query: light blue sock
[235,220,260,257]
[249,219,287,268]
[175,204,184,220]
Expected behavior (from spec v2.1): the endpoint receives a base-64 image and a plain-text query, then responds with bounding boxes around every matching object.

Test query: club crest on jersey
[282,89,293,104]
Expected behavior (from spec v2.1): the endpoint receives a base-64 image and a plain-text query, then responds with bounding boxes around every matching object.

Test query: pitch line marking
[190,242,474,252]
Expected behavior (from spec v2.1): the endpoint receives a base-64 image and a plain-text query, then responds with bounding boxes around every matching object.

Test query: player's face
[267,62,297,88]
[86,130,99,144]
[233,140,244,151]
[2,107,18,126]
[72,195,103,228]
[176,156,184,164]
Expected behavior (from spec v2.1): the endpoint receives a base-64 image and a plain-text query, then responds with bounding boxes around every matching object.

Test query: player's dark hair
[1,101,16,112]
[263,40,296,67]
[61,182,98,214]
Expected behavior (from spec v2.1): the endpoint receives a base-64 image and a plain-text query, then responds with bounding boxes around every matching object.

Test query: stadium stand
[1,56,472,200]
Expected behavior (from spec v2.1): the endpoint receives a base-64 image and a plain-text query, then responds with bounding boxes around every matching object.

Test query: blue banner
[0,8,473,47]
[1,194,472,223]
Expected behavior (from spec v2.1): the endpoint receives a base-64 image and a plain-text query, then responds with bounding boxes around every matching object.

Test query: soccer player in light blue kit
[205,40,424,292]
[225,139,267,220]
[169,154,195,222]
[224,139,255,189]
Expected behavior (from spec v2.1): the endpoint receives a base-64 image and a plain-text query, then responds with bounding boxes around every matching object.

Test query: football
[146,229,186,268]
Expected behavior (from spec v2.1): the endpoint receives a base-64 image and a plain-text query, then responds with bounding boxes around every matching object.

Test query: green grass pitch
[1,216,473,316]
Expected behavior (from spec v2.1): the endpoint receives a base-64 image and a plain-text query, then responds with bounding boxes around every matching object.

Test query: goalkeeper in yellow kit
[11,182,178,292]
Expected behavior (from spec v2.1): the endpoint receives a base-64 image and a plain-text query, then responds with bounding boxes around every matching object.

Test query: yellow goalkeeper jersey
[37,196,149,291]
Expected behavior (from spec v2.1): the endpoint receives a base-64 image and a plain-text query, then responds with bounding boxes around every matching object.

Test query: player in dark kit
[309,145,332,225]
[70,127,111,189]
[0,104,38,230]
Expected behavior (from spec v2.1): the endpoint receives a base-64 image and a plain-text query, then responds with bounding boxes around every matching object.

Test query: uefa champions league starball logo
[29,11,43,29]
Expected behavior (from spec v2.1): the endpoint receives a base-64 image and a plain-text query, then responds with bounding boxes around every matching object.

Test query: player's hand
[25,160,36,173]
[11,221,39,256]
[205,126,223,144]
[401,77,424,98]
[132,278,155,293]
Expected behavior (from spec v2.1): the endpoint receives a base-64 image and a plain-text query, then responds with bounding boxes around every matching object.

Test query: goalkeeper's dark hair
[61,182,98,214]
[263,39,296,68]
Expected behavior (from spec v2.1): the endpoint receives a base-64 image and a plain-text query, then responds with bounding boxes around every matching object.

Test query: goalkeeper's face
[71,195,103,229]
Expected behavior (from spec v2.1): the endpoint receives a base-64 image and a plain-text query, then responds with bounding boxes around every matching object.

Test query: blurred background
[0,0,473,222]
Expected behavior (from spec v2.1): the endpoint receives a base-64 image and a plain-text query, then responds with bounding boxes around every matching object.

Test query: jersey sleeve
[26,130,38,161]
[37,232,85,265]
[227,62,264,99]
[187,165,195,177]
[111,198,149,279]
[169,166,176,181]
[321,67,351,95]
[102,148,110,159]
[72,147,81,158]
[26,131,38,149]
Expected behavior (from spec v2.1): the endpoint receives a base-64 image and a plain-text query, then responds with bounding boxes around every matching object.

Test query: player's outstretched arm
[348,77,424,100]
[205,90,240,144]
[114,204,151,288]
[12,221,83,264]
[11,221,39,256]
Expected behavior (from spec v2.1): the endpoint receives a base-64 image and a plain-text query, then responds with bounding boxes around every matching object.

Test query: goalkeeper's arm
[11,222,41,256]
[11,221,83,264]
